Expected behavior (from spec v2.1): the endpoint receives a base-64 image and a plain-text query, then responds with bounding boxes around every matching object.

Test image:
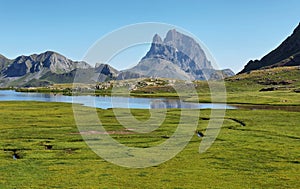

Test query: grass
[113,66,300,105]
[184,66,300,105]
[0,101,299,188]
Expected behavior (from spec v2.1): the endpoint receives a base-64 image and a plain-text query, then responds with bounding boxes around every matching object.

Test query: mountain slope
[239,23,300,74]
[0,51,123,87]
[126,29,234,80]
[0,54,11,73]
[0,51,94,87]
[128,58,191,80]
[3,51,91,77]
[95,63,119,82]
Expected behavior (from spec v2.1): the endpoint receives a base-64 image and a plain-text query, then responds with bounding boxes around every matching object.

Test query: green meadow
[0,101,299,188]
[182,67,300,105]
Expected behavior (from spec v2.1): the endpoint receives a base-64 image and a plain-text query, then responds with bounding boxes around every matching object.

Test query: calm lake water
[0,90,236,109]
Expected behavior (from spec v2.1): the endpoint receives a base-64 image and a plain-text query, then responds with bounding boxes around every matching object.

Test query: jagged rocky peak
[152,34,163,44]
[164,29,177,42]
[39,51,66,62]
[141,29,213,76]
[33,51,90,70]
[126,29,235,80]
[164,29,192,48]
[163,29,188,50]
[35,51,68,70]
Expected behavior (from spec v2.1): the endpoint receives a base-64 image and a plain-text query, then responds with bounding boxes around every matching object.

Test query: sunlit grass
[0,101,299,188]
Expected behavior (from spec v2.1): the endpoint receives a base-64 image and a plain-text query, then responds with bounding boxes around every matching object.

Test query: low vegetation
[0,101,299,188]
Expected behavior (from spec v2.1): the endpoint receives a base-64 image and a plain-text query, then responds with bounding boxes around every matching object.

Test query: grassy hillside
[115,66,300,105]
[182,66,300,105]
[225,66,300,105]
[0,101,299,188]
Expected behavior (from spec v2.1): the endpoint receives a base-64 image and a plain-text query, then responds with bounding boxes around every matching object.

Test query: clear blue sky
[0,0,300,72]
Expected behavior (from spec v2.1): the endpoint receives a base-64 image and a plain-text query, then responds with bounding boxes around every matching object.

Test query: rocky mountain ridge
[0,51,108,87]
[0,51,145,87]
[4,51,91,77]
[239,23,300,74]
[126,29,234,80]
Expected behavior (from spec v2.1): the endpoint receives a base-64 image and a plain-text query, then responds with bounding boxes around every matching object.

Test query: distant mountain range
[3,22,300,88]
[239,23,300,74]
[0,51,91,87]
[0,51,145,87]
[0,29,235,87]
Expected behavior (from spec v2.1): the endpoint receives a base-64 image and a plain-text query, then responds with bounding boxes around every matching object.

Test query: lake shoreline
[2,88,300,110]
[0,90,236,110]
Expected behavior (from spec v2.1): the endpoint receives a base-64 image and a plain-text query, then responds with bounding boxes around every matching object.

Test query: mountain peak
[3,51,91,78]
[152,34,163,44]
[127,29,233,80]
[164,29,179,43]
[38,51,65,59]
[43,50,57,55]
